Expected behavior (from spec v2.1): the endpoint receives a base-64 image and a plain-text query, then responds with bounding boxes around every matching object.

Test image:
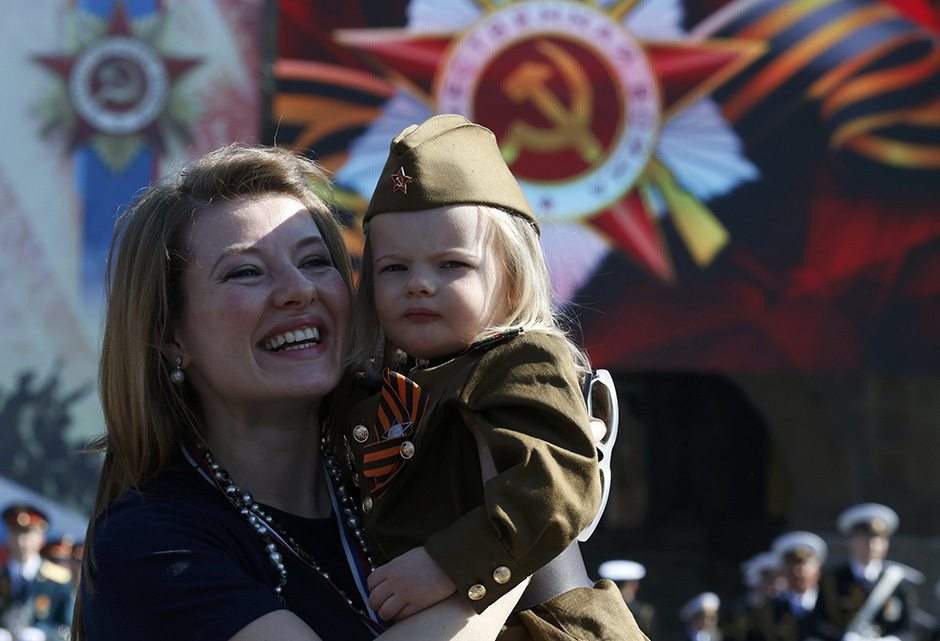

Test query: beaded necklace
[181,442,383,634]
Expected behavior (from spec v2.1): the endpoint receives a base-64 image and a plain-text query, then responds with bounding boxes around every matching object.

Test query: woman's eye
[224,265,261,280]
[301,255,332,269]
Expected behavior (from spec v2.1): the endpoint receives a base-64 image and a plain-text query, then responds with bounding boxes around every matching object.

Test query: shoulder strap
[578,368,619,542]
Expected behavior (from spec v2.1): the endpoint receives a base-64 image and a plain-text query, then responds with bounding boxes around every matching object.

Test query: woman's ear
[162,337,187,368]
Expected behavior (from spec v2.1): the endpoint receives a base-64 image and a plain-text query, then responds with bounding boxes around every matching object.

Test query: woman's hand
[368,547,456,621]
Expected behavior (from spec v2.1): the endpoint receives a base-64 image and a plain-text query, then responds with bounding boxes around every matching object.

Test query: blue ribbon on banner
[76,0,161,309]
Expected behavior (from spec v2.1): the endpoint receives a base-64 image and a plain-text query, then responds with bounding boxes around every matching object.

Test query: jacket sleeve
[423,332,601,613]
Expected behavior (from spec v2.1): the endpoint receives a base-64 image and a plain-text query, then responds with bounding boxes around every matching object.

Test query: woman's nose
[272,266,318,307]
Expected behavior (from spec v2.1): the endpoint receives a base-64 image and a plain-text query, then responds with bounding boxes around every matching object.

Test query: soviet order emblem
[435,2,660,222]
[69,36,170,136]
[390,166,414,194]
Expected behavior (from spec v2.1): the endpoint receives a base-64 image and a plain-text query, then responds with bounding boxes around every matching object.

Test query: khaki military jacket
[330,329,601,613]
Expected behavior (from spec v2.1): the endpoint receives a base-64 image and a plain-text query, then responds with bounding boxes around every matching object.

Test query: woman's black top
[81,452,377,641]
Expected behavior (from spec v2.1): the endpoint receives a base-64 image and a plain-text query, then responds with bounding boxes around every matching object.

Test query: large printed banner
[271,0,940,373]
[0,0,264,531]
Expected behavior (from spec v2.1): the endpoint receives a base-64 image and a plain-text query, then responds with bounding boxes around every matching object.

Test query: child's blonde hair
[350,205,589,373]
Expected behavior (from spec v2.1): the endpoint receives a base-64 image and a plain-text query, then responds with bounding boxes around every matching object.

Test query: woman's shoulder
[92,458,243,561]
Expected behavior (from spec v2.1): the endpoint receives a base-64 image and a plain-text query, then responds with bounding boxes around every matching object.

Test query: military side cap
[837,503,898,537]
[772,531,827,563]
[680,592,720,621]
[598,559,646,582]
[364,114,538,232]
[2,503,49,530]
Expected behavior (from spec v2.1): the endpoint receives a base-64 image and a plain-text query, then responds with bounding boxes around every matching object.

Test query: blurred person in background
[819,504,919,641]
[723,551,783,641]
[682,592,722,641]
[67,544,82,591]
[0,504,72,641]
[742,531,828,641]
[599,559,656,638]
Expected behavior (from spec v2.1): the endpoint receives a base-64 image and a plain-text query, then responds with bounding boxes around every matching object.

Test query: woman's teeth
[263,326,321,351]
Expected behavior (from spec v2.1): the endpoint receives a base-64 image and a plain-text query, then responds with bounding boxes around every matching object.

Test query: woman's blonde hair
[73,143,352,640]
[349,205,588,373]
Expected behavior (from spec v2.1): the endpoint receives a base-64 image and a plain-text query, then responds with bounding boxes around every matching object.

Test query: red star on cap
[390,167,414,194]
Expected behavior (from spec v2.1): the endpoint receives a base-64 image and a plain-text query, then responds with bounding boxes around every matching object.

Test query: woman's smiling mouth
[262,325,321,351]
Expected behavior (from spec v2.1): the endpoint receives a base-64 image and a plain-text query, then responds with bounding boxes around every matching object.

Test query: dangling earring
[170,357,185,384]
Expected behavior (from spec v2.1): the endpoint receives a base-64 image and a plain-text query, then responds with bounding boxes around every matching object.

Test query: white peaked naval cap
[772,531,828,563]
[680,592,720,621]
[741,551,780,587]
[598,560,647,581]
[837,503,899,536]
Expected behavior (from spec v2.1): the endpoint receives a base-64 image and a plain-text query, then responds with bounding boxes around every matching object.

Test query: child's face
[369,205,504,359]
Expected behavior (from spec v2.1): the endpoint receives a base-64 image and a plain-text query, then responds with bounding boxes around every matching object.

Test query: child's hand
[367,546,457,621]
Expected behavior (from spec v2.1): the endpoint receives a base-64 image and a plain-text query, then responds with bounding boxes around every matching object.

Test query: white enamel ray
[334,91,433,198]
[540,223,610,305]
[656,98,759,201]
[624,0,686,39]
[406,0,482,30]
[689,0,765,40]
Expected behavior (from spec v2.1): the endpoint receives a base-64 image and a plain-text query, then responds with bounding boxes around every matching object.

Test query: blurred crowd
[2,498,938,641]
[0,505,78,641]
[600,503,939,641]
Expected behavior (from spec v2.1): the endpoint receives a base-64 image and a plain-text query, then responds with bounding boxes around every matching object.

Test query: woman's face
[174,194,350,411]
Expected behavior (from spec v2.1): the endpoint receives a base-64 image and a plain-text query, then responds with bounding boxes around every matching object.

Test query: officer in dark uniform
[0,504,73,641]
[745,532,829,641]
[818,504,918,641]
[723,552,783,641]
[599,560,657,638]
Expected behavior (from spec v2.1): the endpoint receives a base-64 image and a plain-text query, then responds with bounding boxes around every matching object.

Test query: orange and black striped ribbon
[706,0,940,170]
[359,369,429,493]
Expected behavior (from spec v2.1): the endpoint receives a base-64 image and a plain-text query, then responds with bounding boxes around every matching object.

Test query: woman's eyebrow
[295,235,327,251]
[211,243,259,274]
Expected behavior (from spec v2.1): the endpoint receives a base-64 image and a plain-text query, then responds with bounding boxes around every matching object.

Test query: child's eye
[224,265,262,280]
[440,260,470,269]
[378,264,406,273]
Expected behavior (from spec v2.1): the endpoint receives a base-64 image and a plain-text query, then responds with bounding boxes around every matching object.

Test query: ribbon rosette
[360,369,429,494]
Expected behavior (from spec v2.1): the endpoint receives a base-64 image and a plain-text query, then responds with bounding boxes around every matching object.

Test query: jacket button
[400,441,415,459]
[492,566,511,584]
[353,425,369,443]
[467,584,487,601]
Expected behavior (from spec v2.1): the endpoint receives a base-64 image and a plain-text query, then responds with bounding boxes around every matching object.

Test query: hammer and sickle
[501,39,603,165]
[93,59,144,106]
